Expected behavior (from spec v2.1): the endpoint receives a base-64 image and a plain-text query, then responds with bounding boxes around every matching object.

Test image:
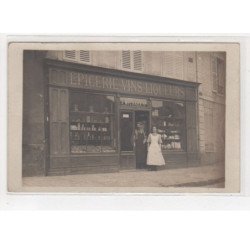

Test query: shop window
[69,92,116,154]
[63,50,91,64]
[151,100,186,151]
[211,55,225,95]
[121,50,143,71]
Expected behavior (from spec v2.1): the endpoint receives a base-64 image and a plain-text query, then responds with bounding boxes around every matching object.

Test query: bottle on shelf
[89,105,94,113]
[104,107,109,114]
[105,116,109,123]
[73,104,79,111]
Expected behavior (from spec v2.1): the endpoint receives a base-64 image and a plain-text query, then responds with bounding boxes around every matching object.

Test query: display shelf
[152,115,184,150]
[71,110,113,114]
[69,111,115,154]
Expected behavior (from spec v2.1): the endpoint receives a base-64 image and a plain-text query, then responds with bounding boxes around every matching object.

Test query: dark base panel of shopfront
[47,154,120,176]
[46,151,199,176]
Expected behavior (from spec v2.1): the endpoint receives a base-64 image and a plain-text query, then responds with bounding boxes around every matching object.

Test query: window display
[151,100,186,151]
[69,92,116,154]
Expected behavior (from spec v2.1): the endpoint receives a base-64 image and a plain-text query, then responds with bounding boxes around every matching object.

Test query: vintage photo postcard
[8,42,240,193]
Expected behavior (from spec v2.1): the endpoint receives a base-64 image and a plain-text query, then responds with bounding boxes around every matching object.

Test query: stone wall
[197,52,225,165]
[22,51,46,177]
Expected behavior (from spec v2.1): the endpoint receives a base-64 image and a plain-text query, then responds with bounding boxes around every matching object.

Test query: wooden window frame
[68,90,117,155]
[211,54,225,96]
[151,98,187,152]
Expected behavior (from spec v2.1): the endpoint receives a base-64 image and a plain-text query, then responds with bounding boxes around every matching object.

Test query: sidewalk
[23,163,225,188]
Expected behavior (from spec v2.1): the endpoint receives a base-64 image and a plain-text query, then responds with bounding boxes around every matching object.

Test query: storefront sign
[49,68,188,100]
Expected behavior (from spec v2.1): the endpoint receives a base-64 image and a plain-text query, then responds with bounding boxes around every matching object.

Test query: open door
[119,110,150,170]
[120,111,135,169]
[120,111,134,152]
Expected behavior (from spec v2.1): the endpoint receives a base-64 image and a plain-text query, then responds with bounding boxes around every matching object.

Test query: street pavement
[23,163,225,188]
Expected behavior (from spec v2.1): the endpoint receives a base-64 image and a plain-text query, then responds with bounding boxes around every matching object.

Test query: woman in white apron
[147,126,165,171]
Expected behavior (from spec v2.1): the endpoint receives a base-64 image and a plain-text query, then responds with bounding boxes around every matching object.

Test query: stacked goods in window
[69,106,115,153]
[152,112,182,150]
[69,93,116,153]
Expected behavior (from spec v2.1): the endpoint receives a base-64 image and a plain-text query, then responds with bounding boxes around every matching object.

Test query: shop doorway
[120,111,135,170]
[120,111,134,152]
[120,110,150,170]
[134,111,150,169]
[120,110,150,152]
[135,111,150,135]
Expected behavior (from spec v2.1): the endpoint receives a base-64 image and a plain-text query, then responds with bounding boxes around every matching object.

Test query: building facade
[23,50,225,176]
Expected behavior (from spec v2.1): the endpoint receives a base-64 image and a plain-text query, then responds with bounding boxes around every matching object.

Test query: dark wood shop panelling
[48,155,119,176]
[49,87,70,155]
[162,152,188,169]
[120,152,136,170]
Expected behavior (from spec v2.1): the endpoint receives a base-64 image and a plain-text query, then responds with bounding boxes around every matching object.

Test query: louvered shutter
[211,55,218,92]
[133,50,142,71]
[217,58,225,95]
[64,50,77,61]
[79,50,90,63]
[122,50,131,69]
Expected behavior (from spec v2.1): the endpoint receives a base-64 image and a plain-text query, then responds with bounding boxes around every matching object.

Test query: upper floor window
[63,50,91,64]
[121,50,143,71]
[211,55,226,95]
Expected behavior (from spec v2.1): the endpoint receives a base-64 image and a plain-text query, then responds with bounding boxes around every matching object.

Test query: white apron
[147,133,166,166]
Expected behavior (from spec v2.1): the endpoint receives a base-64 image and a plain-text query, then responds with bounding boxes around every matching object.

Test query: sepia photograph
[7,42,240,193]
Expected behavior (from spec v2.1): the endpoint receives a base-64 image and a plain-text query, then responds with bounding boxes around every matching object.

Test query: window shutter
[211,55,218,92]
[79,50,90,63]
[133,50,142,71]
[64,50,77,60]
[122,50,131,69]
[217,58,225,95]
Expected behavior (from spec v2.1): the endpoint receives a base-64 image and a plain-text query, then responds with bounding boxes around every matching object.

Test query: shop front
[45,59,200,175]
